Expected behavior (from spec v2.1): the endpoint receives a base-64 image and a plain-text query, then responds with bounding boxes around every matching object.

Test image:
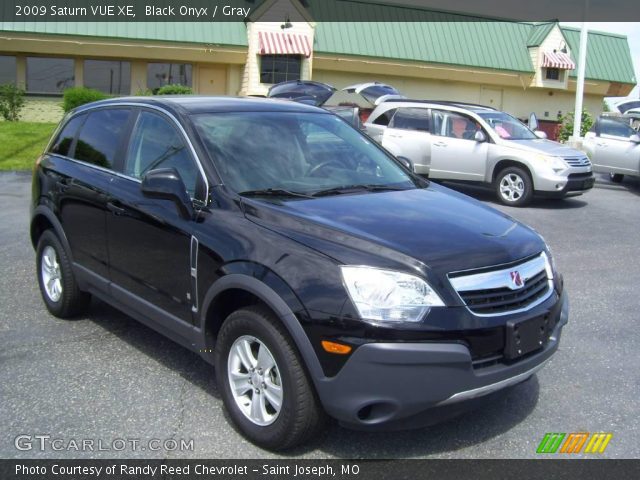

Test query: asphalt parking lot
[1,171,639,459]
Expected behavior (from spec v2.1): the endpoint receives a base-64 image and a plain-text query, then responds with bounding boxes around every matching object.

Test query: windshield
[478,111,537,140]
[191,111,416,196]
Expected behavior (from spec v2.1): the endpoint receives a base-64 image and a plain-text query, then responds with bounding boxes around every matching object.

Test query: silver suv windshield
[478,111,537,140]
[192,111,418,197]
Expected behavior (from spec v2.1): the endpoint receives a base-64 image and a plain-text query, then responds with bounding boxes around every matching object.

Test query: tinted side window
[124,111,201,199]
[74,109,130,168]
[50,114,86,157]
[390,108,430,131]
[600,118,635,138]
[372,108,397,126]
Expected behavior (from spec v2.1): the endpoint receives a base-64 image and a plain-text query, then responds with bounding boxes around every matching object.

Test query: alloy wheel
[227,335,283,426]
[41,245,63,302]
[499,173,525,203]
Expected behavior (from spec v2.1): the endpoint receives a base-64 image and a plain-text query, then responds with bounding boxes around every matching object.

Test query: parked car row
[269,81,599,207]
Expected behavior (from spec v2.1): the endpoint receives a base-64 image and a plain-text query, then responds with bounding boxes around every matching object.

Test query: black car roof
[74,95,328,116]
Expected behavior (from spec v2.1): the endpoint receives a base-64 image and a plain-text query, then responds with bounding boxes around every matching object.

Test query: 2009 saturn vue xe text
[30,96,568,450]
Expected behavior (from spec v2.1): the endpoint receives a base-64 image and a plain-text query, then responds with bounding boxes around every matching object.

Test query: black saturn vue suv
[31,96,568,450]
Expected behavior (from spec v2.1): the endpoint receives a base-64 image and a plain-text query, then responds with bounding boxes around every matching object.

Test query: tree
[0,83,26,121]
[557,109,594,143]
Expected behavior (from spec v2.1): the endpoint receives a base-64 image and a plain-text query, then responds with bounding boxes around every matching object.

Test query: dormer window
[545,68,562,81]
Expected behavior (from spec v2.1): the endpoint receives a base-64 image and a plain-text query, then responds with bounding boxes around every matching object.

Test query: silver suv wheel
[499,172,525,203]
[41,245,62,302]
[227,335,283,426]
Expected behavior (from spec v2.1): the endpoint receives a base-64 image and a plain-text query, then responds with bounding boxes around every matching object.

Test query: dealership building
[0,0,636,125]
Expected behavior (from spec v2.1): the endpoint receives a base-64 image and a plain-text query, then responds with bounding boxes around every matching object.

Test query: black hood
[242,183,545,277]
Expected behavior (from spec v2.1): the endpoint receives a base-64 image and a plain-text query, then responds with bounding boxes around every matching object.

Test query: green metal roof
[0,21,248,46]
[563,27,637,84]
[526,22,555,47]
[313,21,535,73]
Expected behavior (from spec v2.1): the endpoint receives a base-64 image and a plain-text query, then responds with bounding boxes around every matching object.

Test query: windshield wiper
[311,184,408,197]
[239,188,315,199]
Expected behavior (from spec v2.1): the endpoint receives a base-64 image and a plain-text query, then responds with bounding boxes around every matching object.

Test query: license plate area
[504,314,549,360]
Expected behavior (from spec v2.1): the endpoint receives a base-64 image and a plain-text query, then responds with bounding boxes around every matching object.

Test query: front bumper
[534,169,595,197]
[315,291,568,430]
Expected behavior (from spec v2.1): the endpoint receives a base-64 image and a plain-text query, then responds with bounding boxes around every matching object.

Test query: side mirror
[397,156,413,171]
[630,134,640,143]
[141,168,194,220]
[534,130,548,139]
[474,131,487,142]
[529,112,539,131]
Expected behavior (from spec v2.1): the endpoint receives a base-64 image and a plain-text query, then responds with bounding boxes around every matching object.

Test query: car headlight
[340,266,444,322]
[537,155,569,173]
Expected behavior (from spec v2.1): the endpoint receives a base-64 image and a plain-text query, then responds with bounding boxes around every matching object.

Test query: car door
[53,108,132,288]
[590,118,640,175]
[107,108,208,324]
[380,107,432,174]
[429,109,489,181]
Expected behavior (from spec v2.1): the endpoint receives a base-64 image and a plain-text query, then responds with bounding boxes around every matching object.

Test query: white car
[583,116,640,183]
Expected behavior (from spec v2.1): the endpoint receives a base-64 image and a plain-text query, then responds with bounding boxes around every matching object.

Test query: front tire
[610,173,624,183]
[36,230,91,318]
[495,166,533,207]
[215,306,323,450]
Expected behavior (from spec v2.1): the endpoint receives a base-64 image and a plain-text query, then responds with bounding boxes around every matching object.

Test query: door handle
[433,142,447,147]
[107,201,126,216]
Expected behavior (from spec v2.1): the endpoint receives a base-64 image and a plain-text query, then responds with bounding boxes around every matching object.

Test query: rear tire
[36,230,91,318]
[610,173,624,183]
[495,166,533,207]
[215,306,324,450]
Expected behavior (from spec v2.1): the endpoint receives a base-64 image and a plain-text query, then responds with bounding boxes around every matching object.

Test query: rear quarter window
[74,109,130,169]
[49,114,86,157]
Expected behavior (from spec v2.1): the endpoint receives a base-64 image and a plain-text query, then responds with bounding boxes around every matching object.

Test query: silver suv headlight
[340,266,444,322]
[537,154,569,174]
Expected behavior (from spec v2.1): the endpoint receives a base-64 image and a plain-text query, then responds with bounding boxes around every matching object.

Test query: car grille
[564,156,591,167]
[449,254,553,316]
[458,270,549,315]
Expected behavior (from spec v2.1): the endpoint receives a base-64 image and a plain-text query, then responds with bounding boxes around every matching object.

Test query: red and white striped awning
[258,31,312,58]
[542,51,576,70]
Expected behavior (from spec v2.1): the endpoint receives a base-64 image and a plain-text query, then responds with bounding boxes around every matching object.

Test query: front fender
[199,271,325,384]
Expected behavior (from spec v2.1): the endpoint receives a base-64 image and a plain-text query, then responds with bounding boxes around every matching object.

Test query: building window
[260,55,302,84]
[26,57,74,94]
[84,60,131,95]
[0,56,17,85]
[147,63,192,92]
[545,68,562,81]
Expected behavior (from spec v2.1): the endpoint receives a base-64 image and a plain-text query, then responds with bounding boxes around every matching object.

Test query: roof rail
[381,98,497,110]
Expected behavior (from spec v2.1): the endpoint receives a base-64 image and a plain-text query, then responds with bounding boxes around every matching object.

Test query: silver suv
[365,100,595,206]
